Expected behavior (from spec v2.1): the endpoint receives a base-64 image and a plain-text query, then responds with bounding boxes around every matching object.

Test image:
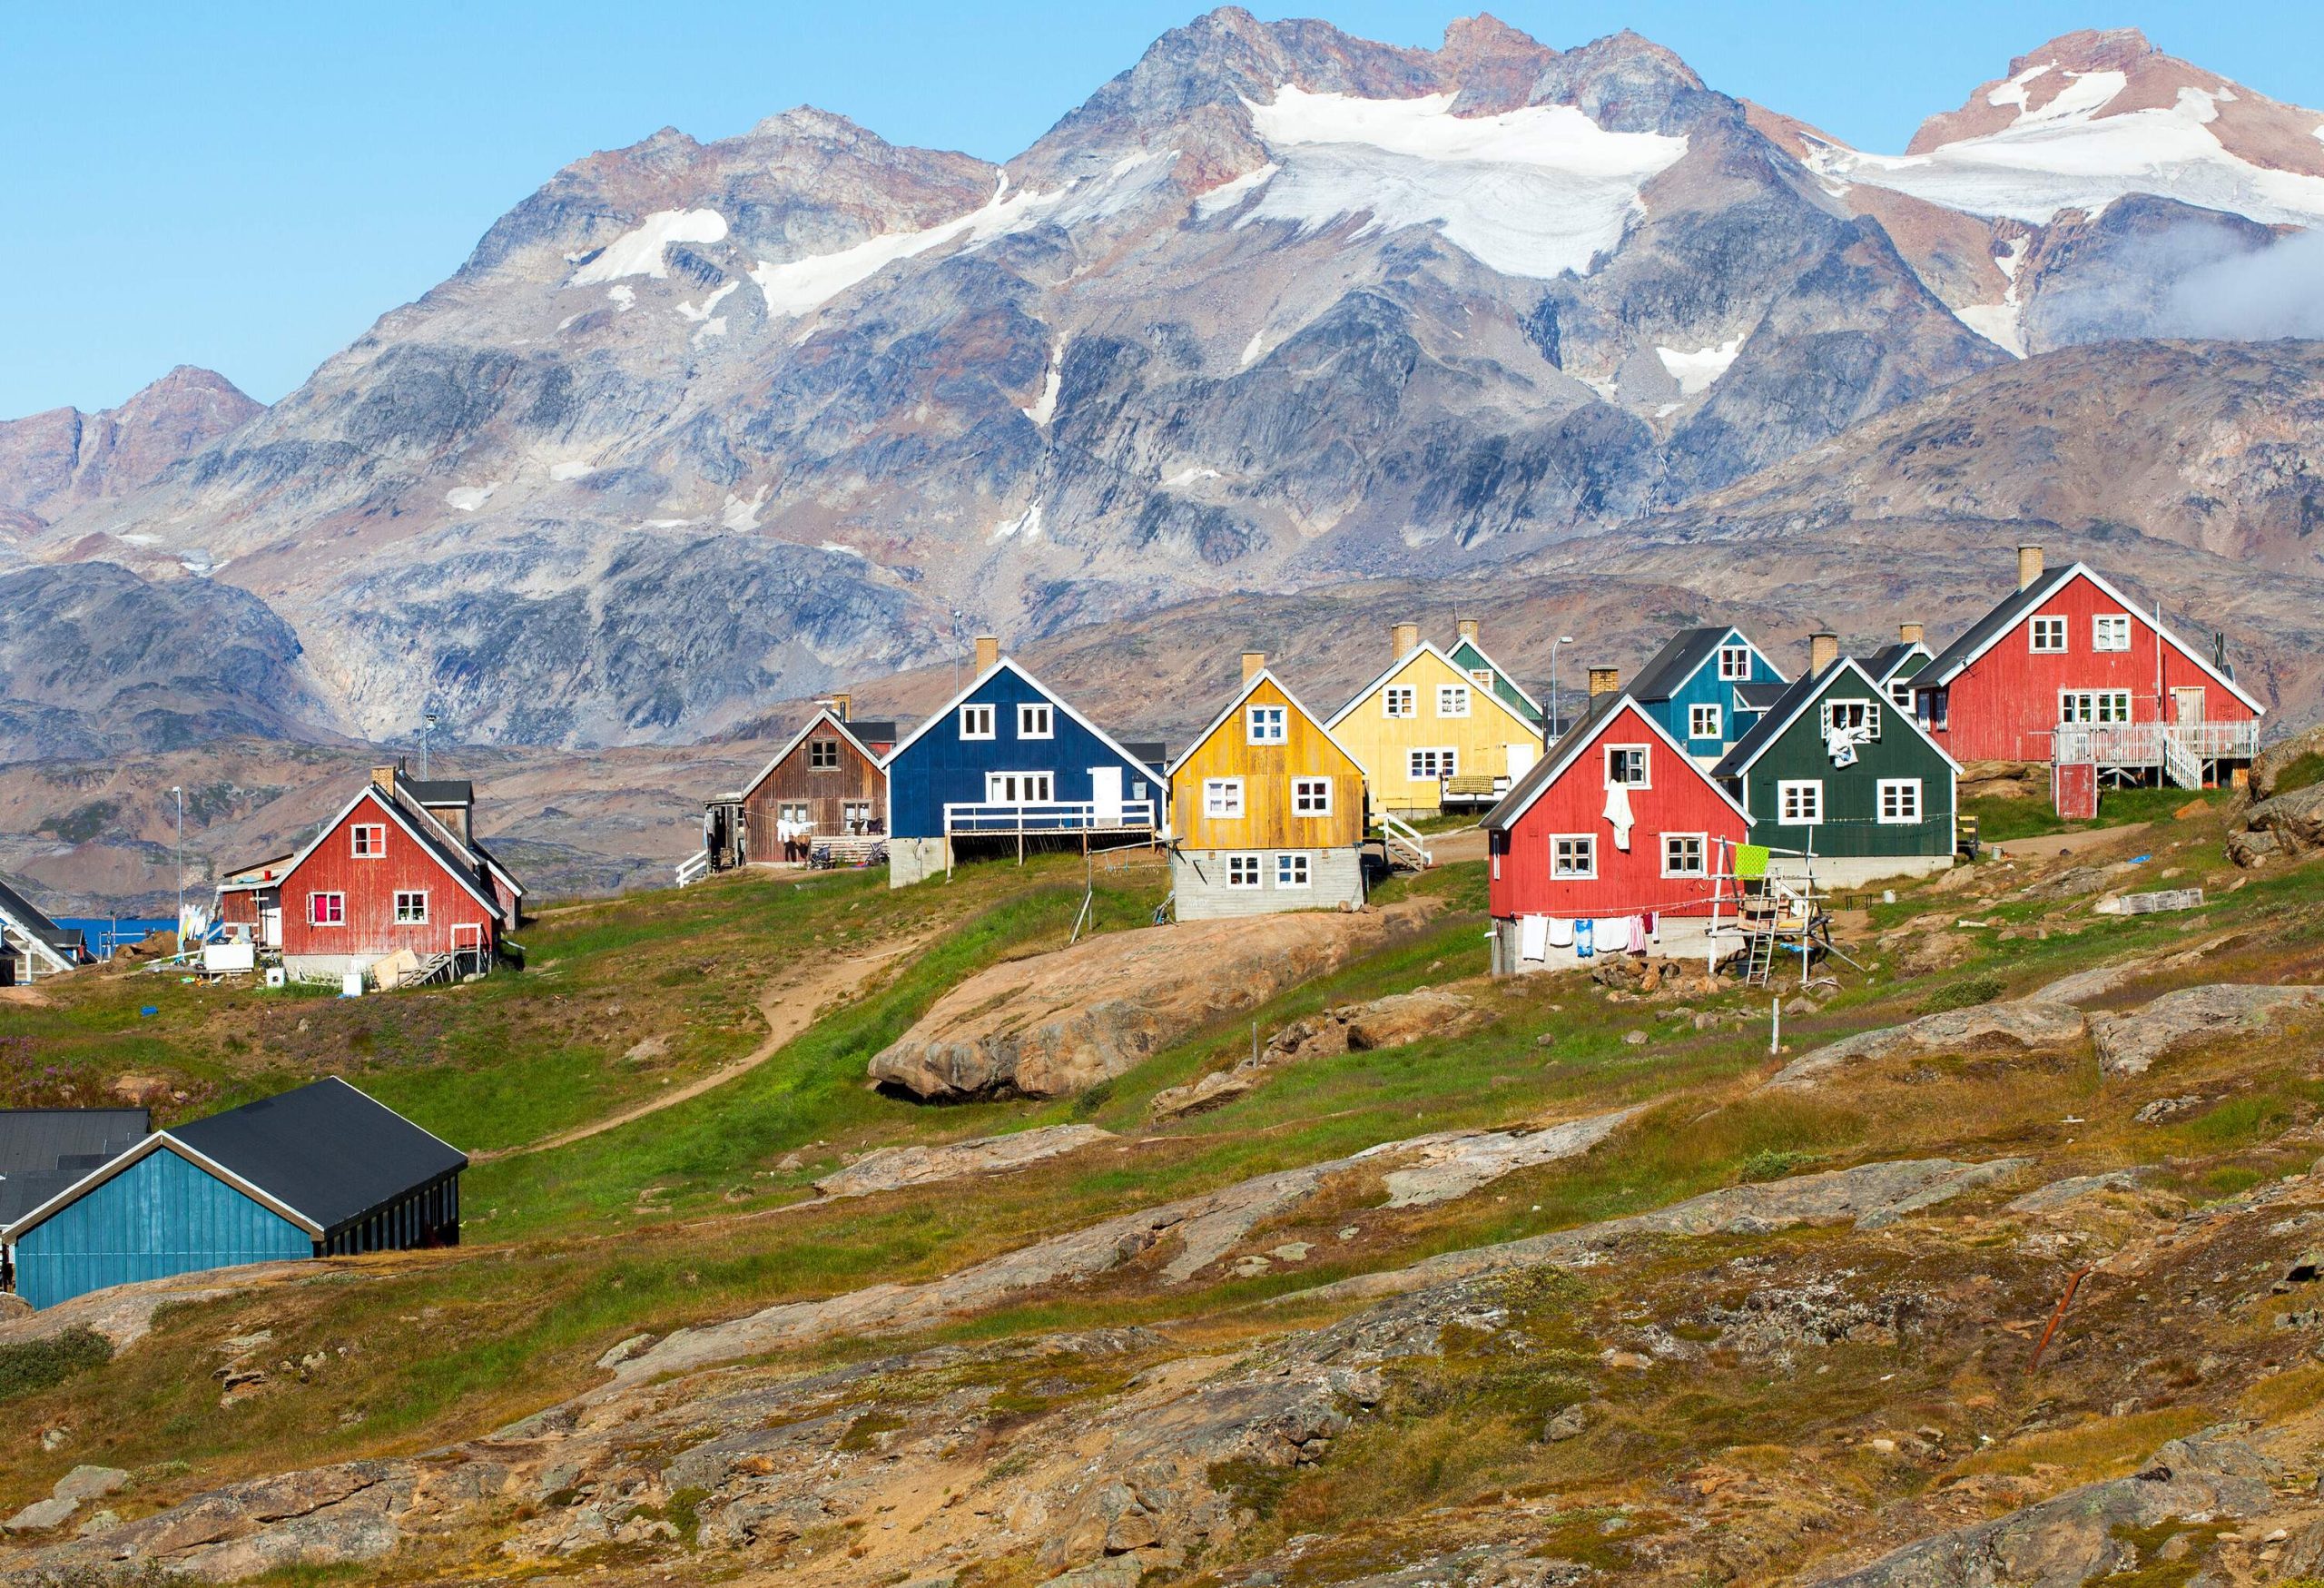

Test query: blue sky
[5,2,2318,417]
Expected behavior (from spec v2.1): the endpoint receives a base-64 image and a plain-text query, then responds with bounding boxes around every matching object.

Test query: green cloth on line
[1734,844,1769,879]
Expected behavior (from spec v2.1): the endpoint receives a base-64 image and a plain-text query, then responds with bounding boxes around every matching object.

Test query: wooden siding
[1640,631,1785,760]
[8,1146,312,1310]
[740,720,887,858]
[885,666,1161,839]
[1931,571,2260,762]
[1445,639,1542,725]
[1170,677,1366,851]
[1489,701,1748,921]
[1333,649,1545,815]
[1732,674,1955,861]
[279,795,497,962]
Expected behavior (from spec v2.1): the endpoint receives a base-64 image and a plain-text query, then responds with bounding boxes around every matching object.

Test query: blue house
[882,639,1167,886]
[1629,626,1787,764]
[2,1079,464,1310]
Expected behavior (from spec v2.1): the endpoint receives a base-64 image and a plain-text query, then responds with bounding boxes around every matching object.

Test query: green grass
[0,1327,112,1406]
[1965,785,2231,846]
[2270,751,2324,797]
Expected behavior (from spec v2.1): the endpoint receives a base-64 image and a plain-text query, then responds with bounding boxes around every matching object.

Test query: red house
[1911,548,2264,786]
[222,766,522,984]
[1482,680,1751,975]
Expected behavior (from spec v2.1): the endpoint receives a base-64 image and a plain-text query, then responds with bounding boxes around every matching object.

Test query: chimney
[2016,543,2044,591]
[829,692,852,722]
[1587,666,1620,697]
[973,635,1000,672]
[1808,632,1839,676]
[1456,617,1481,645]
[371,764,398,796]
[1391,621,1419,657]
[1898,621,1925,647]
[1241,650,1266,683]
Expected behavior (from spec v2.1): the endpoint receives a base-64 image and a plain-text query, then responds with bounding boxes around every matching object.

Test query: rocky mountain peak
[2008,27,2155,77]
[1525,29,1717,133]
[1437,13,1559,114]
[0,366,260,526]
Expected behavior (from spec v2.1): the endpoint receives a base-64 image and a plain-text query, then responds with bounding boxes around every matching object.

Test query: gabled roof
[1915,563,2266,715]
[734,706,894,806]
[1863,642,1933,685]
[0,876,80,972]
[1445,636,1545,718]
[1483,691,1751,833]
[0,1110,150,1226]
[1324,641,1542,735]
[1629,626,1785,704]
[280,785,503,921]
[1732,681,1789,713]
[1712,657,1963,780]
[878,656,1166,778]
[388,784,526,902]
[402,779,473,808]
[1166,668,1366,780]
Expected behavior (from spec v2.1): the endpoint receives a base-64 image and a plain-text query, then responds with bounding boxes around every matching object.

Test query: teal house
[1445,620,1544,728]
[1630,626,1787,764]
[1711,656,1960,887]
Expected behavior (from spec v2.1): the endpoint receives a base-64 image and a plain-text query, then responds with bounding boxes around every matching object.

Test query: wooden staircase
[1380,812,1433,873]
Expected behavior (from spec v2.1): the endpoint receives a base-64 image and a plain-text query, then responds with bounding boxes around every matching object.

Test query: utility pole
[170,785,184,942]
[1548,635,1575,744]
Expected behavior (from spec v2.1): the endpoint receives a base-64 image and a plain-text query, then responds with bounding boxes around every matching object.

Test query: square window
[779,802,810,824]
[1888,680,1915,710]
[1204,777,1245,819]
[1470,668,1495,689]
[1018,703,1053,738]
[1292,777,1332,816]
[1384,686,1416,719]
[309,892,345,927]
[1606,746,1649,787]
[1718,645,1752,681]
[1877,779,1922,824]
[1226,853,1262,888]
[394,890,428,924]
[1821,699,1880,737]
[1662,833,1706,876]
[1246,705,1286,745]
[960,704,996,739]
[351,824,385,858]
[808,738,840,769]
[1688,704,1722,740]
[1436,685,1471,718]
[987,771,1053,804]
[2031,616,2068,653]
[1275,853,1311,888]
[2093,614,2132,652]
[1551,834,1595,878]
[1778,780,1823,824]
[1407,747,1456,781]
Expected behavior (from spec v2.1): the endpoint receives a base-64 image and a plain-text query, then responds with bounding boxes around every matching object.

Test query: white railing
[675,849,713,887]
[2053,720,2260,768]
[2162,735,2202,791]
[941,799,1158,836]
[1380,811,1433,871]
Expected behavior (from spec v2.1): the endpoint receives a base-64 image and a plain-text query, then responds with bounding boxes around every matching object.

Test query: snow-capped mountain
[8,12,2322,753]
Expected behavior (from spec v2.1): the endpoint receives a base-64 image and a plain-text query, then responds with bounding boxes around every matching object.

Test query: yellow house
[1167,654,1369,918]
[1326,623,1545,817]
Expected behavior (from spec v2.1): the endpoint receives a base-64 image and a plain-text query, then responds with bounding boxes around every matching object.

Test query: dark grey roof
[1863,644,1932,685]
[1482,692,1620,832]
[1125,742,1169,770]
[1629,627,1734,704]
[843,720,900,745]
[0,1110,149,1225]
[1732,681,1789,713]
[0,875,80,963]
[1711,665,1836,779]
[402,779,473,808]
[171,1078,465,1237]
[1917,567,2073,689]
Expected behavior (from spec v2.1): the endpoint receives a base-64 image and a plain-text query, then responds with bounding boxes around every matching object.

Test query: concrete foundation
[887,836,950,889]
[1172,848,1364,920]
[1763,853,1954,890]
[1489,914,1724,976]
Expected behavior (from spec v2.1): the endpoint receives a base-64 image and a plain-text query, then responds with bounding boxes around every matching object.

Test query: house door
[259,897,282,950]
[2171,688,2205,725]
[1089,766,1123,827]
[451,922,484,972]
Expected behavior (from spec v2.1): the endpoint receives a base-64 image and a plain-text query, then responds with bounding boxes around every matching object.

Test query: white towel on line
[1547,917,1576,949]
[1518,914,1550,962]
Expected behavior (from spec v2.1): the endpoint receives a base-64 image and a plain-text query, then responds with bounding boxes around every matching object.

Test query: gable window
[1662,833,1706,877]
[1551,834,1596,878]
[1384,686,1416,719]
[394,890,428,924]
[1408,747,1456,781]
[1606,745,1649,787]
[808,738,841,769]
[1778,780,1824,824]
[1246,705,1287,745]
[1470,668,1495,690]
[1877,779,1922,824]
[986,771,1054,804]
[1888,679,1915,710]
[2030,616,2068,653]
[351,824,386,859]
[1018,703,1053,739]
[1203,777,1246,819]
[1292,777,1332,816]
[1436,685,1472,718]
[2093,614,2132,652]
[1275,853,1311,889]
[1226,853,1262,889]
[1820,699,1880,737]
[960,703,996,740]
[1688,704,1722,740]
[308,892,345,927]
[1718,644,1752,681]
[2060,689,2132,725]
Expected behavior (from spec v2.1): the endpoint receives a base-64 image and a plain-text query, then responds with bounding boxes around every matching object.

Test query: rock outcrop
[812,1125,1115,1198]
[2229,783,2324,868]
[2090,982,2324,1074]
[1151,987,1482,1119]
[1768,1001,2088,1090]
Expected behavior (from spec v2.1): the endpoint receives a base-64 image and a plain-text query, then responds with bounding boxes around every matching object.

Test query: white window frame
[2030,616,2068,654]
[394,890,429,925]
[351,824,386,859]
[1661,833,1707,877]
[985,771,1054,804]
[1605,745,1650,788]
[1291,777,1332,816]
[1819,698,1881,738]
[778,801,811,825]
[2060,689,2133,725]
[1275,853,1311,889]
[1383,686,1416,719]
[1407,746,1457,781]
[1718,645,1752,681]
[1017,702,1054,739]
[1777,779,1824,825]
[1470,667,1495,690]
[1246,705,1287,745]
[1551,833,1596,879]
[309,891,345,928]
[1688,704,1722,741]
[2093,613,2132,652]
[1226,853,1263,889]
[1887,680,1915,710]
[1203,777,1246,819]
[1436,684,1472,718]
[959,703,996,740]
[1877,779,1923,824]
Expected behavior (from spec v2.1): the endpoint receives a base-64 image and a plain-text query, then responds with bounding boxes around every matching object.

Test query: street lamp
[1547,636,1576,743]
[421,707,440,780]
[169,785,184,944]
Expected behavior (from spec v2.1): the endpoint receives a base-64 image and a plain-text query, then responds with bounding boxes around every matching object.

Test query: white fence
[942,798,1158,836]
[2052,720,2260,767]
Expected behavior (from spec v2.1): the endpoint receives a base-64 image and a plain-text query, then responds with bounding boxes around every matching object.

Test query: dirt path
[476,932,934,1162]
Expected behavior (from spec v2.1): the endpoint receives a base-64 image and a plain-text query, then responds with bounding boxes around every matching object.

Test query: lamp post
[421,707,439,780]
[169,785,184,943]
[1547,636,1576,743]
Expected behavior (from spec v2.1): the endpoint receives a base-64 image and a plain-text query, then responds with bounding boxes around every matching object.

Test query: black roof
[171,1078,466,1237]
[0,1110,149,1226]
[1629,626,1736,704]
[402,779,474,807]
[1482,691,1622,832]
[1732,681,1789,712]
[1124,742,1169,770]
[0,875,80,963]
[1863,643,1931,685]
[841,720,900,744]
[1917,566,2073,689]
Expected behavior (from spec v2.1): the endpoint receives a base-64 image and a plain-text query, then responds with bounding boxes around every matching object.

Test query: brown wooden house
[705,700,896,869]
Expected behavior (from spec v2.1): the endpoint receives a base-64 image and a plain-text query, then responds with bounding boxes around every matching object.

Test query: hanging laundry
[1548,917,1577,949]
[1625,915,1649,954]
[1519,914,1551,962]
[1735,843,1769,879]
[1574,918,1595,958]
[1825,721,1873,766]
[1602,779,1635,851]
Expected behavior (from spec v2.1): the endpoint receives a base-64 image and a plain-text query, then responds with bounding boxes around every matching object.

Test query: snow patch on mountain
[750,179,1064,317]
[445,483,498,512]
[1235,86,1688,277]
[571,209,730,284]
[1655,338,1743,395]
[1020,343,1064,428]
[991,499,1045,542]
[1194,163,1279,216]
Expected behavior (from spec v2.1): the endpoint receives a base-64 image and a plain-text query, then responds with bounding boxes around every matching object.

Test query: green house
[1711,656,1959,886]
[1446,625,1544,728]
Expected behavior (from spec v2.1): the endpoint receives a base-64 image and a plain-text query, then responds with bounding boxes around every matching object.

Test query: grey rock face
[2091,983,2324,1075]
